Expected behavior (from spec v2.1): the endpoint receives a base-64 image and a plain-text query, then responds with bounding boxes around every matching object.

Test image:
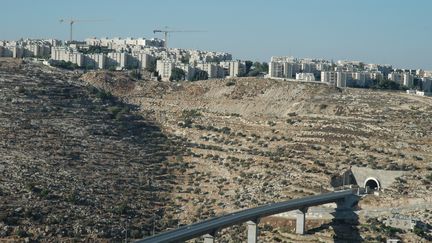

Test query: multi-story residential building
[388,72,402,83]
[271,56,297,62]
[321,71,347,87]
[423,70,432,78]
[321,71,338,84]
[301,62,316,74]
[196,63,224,79]
[0,39,58,58]
[156,60,174,81]
[130,52,154,70]
[269,61,284,78]
[51,47,84,66]
[107,52,128,69]
[296,73,315,81]
[388,72,414,87]
[283,62,294,78]
[269,56,329,79]
[402,73,414,87]
[337,72,347,87]
[316,63,331,72]
[84,53,106,69]
[85,37,165,50]
[156,60,198,81]
[220,61,246,78]
[269,61,296,78]
[177,63,196,81]
[421,78,432,92]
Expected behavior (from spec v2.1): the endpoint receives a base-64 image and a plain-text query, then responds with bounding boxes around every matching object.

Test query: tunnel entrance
[364,178,380,190]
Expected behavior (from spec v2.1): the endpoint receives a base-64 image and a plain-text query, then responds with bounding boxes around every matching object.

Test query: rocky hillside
[82,71,432,242]
[1,60,431,242]
[0,59,186,241]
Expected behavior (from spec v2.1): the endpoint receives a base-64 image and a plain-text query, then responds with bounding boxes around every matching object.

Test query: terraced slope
[0,59,185,241]
[82,73,432,242]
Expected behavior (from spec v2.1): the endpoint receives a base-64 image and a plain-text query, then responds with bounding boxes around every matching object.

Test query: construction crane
[153,27,206,48]
[59,18,108,42]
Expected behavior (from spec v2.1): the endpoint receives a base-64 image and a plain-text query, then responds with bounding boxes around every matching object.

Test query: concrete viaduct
[136,189,362,243]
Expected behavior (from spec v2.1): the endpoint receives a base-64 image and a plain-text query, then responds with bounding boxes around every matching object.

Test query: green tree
[191,70,208,81]
[245,60,253,74]
[170,67,186,81]
[247,69,261,77]
[49,60,79,70]
[256,62,269,73]
[373,79,404,90]
[247,62,269,76]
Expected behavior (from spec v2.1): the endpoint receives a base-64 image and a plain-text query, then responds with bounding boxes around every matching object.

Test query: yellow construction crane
[153,27,206,48]
[59,18,108,42]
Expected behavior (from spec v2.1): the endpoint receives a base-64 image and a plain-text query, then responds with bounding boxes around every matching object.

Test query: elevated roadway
[137,189,359,243]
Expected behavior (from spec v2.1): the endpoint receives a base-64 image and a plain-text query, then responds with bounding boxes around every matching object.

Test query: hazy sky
[1,0,431,69]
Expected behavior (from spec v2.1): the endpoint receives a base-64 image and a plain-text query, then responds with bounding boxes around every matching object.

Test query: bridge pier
[295,207,308,235]
[246,219,259,243]
[203,234,214,243]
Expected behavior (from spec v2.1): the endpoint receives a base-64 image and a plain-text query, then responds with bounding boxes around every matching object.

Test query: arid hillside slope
[83,71,432,242]
[0,61,430,242]
[0,59,186,241]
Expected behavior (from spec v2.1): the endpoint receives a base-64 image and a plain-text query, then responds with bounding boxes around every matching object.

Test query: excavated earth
[0,60,431,242]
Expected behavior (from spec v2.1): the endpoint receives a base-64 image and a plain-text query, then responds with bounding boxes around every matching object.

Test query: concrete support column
[246,220,259,243]
[203,234,214,243]
[295,208,308,235]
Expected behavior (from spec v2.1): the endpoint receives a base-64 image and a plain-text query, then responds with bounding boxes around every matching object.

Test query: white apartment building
[423,70,432,78]
[388,72,414,87]
[296,73,316,81]
[13,46,23,58]
[337,72,347,87]
[421,78,432,92]
[0,39,58,58]
[156,60,198,81]
[85,37,165,50]
[0,46,13,57]
[321,71,337,84]
[269,61,296,79]
[84,54,106,69]
[321,71,347,87]
[402,73,414,87]
[220,61,246,78]
[283,62,296,78]
[177,63,196,81]
[269,61,284,78]
[301,63,316,73]
[156,60,174,81]
[388,72,402,83]
[107,52,128,69]
[130,52,154,70]
[196,63,224,79]
[316,63,331,72]
[189,50,232,64]
[271,56,296,62]
[51,47,84,66]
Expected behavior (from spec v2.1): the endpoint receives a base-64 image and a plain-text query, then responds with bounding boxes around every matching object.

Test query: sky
[1,0,431,69]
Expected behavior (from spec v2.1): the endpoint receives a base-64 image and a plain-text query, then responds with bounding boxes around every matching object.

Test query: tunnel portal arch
[364,177,380,190]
